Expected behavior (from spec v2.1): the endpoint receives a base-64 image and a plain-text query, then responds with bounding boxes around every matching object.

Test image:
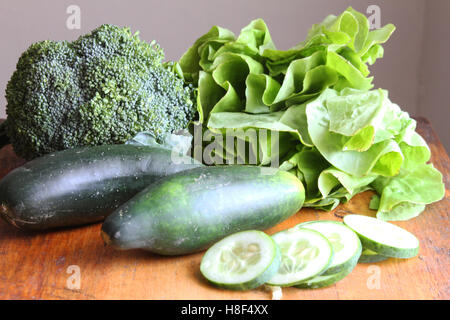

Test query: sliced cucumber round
[266,228,333,287]
[294,260,357,289]
[200,230,281,291]
[343,214,419,258]
[358,248,389,263]
[298,220,362,275]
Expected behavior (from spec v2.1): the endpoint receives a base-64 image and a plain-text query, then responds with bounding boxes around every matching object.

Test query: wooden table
[0,118,448,300]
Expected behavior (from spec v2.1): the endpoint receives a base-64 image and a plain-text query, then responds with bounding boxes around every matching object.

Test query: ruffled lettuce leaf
[180,7,396,125]
[178,7,444,220]
[179,26,235,84]
[371,163,444,220]
[305,88,404,177]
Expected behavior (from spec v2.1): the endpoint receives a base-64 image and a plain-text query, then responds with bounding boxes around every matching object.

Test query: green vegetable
[304,88,443,219]
[101,165,305,255]
[306,89,403,177]
[180,7,394,118]
[200,230,281,290]
[370,163,444,221]
[266,228,333,286]
[1,24,196,160]
[0,144,201,230]
[180,6,394,124]
[343,214,419,258]
[178,7,444,220]
[298,220,362,274]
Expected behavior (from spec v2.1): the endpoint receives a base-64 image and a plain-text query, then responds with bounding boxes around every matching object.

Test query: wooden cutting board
[0,117,448,300]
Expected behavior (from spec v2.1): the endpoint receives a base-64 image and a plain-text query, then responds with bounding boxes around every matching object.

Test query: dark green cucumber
[101,166,305,255]
[0,144,202,230]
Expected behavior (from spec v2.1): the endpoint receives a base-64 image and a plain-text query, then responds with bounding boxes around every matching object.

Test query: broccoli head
[2,24,196,159]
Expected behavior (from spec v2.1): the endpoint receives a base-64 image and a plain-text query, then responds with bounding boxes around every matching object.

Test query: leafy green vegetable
[372,163,444,220]
[306,89,404,177]
[179,7,444,220]
[180,6,396,122]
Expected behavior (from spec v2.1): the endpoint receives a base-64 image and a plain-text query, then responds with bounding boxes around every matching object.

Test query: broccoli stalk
[2,24,197,159]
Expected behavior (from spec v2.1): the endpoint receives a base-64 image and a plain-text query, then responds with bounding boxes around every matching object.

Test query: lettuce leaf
[178,7,444,220]
[371,163,444,220]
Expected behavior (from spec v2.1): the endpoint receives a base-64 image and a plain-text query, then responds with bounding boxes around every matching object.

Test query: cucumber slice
[298,220,362,274]
[266,228,333,287]
[358,248,389,263]
[200,230,281,290]
[295,260,357,289]
[343,214,419,258]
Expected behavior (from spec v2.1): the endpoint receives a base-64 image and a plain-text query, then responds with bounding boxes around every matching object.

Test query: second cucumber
[101,166,305,255]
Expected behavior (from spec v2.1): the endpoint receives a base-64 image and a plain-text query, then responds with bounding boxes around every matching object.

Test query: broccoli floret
[1,24,196,159]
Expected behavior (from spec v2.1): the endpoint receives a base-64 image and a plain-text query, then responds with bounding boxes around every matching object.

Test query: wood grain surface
[0,117,448,300]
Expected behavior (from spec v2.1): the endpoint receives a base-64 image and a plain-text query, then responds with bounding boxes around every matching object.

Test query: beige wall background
[0,0,448,151]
